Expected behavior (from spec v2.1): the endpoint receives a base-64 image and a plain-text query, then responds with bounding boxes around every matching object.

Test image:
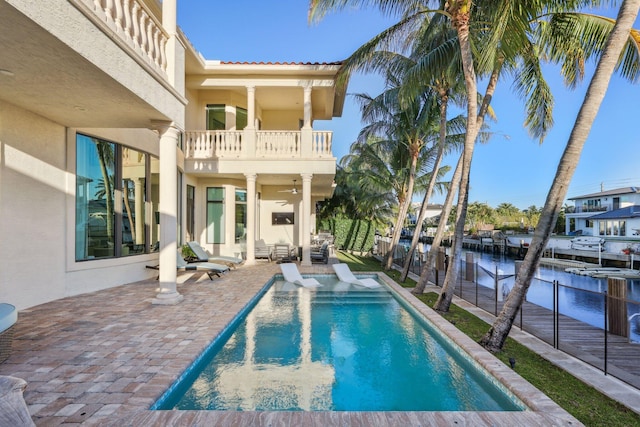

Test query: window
[76,136,115,260]
[585,219,594,228]
[186,185,195,242]
[76,134,157,260]
[235,189,247,243]
[206,104,225,130]
[598,220,626,236]
[236,107,247,130]
[207,187,225,244]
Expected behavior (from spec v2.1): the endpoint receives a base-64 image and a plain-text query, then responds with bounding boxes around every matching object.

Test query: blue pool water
[153,274,525,412]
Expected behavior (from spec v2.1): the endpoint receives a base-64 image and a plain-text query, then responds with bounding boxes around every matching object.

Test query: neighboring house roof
[568,186,640,200]
[589,205,640,220]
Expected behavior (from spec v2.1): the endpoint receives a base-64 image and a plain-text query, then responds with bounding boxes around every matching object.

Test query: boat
[565,266,640,278]
[570,236,605,251]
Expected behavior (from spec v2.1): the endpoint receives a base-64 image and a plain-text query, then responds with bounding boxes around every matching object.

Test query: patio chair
[280,263,321,288]
[274,243,295,263]
[310,241,329,264]
[255,239,273,261]
[186,241,244,268]
[332,263,382,289]
[176,252,229,280]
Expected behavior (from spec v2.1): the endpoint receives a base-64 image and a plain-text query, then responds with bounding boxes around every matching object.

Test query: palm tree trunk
[401,90,449,282]
[412,59,501,295]
[412,154,463,294]
[123,179,135,244]
[480,0,640,352]
[384,145,420,270]
[433,4,479,312]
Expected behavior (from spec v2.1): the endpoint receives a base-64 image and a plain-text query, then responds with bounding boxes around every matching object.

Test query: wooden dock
[433,268,640,390]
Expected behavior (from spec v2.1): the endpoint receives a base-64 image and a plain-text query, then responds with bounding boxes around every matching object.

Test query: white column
[301,85,313,157]
[302,85,312,129]
[244,86,256,157]
[300,173,313,266]
[162,0,184,94]
[245,173,257,265]
[162,0,176,33]
[246,86,256,129]
[153,121,183,305]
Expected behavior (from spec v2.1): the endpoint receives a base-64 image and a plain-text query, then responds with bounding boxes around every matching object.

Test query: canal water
[406,242,640,342]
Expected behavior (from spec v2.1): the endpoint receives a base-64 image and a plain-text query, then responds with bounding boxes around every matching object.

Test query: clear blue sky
[178,1,640,210]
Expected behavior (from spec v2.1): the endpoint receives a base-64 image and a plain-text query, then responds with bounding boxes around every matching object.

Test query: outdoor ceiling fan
[278,179,298,195]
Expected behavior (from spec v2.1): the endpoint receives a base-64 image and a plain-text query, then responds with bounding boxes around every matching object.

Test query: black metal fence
[376,238,640,390]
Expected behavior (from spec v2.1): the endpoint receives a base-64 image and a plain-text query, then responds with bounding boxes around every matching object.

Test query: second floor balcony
[183,129,334,160]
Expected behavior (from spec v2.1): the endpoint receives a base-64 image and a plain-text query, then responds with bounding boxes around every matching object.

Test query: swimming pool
[152,274,526,412]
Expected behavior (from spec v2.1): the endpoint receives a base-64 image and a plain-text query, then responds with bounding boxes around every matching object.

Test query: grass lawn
[336,251,640,427]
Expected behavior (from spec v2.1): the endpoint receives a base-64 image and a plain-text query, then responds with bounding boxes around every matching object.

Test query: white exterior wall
[0,101,161,309]
[259,187,300,246]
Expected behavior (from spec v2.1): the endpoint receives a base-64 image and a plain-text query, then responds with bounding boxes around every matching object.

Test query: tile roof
[219,61,342,66]
[568,186,640,200]
[588,205,640,220]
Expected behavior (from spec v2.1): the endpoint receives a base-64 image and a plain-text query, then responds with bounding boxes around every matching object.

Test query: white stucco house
[0,0,346,309]
[565,187,640,239]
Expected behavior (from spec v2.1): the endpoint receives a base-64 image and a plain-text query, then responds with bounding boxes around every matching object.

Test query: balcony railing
[184,130,333,160]
[78,0,168,76]
[575,206,610,213]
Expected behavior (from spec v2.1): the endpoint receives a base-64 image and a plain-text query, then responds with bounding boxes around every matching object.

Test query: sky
[177,1,640,210]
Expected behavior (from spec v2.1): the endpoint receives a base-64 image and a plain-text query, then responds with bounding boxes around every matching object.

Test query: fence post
[494,265,498,316]
[475,261,479,307]
[553,280,558,349]
[604,291,608,376]
[607,277,628,337]
[459,257,463,299]
[465,252,474,281]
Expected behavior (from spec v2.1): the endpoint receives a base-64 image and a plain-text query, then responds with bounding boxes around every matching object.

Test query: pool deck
[0,259,608,426]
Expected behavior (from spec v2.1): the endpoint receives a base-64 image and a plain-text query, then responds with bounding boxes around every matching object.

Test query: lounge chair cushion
[187,241,243,265]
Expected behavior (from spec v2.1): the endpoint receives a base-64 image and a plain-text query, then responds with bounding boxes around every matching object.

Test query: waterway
[473,250,640,343]
[406,242,640,343]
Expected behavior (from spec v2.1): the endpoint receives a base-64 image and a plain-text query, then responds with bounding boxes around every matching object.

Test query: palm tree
[433,0,640,312]
[348,57,444,270]
[466,202,496,230]
[480,0,640,352]
[495,202,521,225]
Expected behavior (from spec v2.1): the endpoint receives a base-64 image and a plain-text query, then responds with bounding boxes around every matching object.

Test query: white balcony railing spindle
[80,0,168,76]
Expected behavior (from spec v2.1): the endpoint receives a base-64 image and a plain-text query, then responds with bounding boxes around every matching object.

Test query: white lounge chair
[187,241,244,268]
[332,263,382,289]
[280,263,321,288]
[176,252,229,280]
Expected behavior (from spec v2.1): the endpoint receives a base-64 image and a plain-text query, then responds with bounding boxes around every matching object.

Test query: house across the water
[565,187,640,239]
